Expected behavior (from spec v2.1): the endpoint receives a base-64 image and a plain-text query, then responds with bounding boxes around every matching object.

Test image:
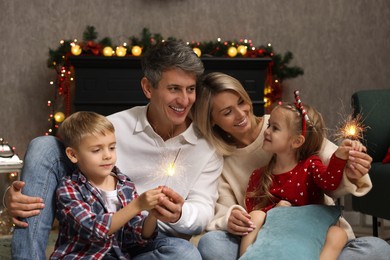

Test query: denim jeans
[198,230,390,260]
[11,136,202,260]
[12,136,73,260]
[130,232,201,260]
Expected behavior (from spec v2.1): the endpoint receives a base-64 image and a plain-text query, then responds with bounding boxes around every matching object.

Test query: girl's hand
[275,200,291,207]
[335,139,366,160]
[227,208,256,236]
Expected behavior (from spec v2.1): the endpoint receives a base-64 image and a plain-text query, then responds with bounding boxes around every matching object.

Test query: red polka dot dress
[245,154,346,213]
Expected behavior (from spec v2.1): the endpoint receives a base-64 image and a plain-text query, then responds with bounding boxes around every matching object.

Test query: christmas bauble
[116,46,127,57]
[103,46,114,56]
[71,45,82,56]
[227,46,237,57]
[237,45,247,56]
[131,46,142,56]
[54,112,65,123]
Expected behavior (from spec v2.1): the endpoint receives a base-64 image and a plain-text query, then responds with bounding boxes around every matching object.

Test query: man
[6,40,223,259]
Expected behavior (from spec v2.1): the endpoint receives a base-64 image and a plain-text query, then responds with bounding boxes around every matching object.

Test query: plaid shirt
[50,166,156,259]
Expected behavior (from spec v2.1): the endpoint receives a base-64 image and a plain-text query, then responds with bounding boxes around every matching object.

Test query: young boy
[50,111,165,259]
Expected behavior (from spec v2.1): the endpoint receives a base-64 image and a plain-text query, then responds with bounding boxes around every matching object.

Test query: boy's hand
[138,187,166,211]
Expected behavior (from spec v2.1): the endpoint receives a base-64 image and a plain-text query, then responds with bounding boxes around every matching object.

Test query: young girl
[240,93,364,260]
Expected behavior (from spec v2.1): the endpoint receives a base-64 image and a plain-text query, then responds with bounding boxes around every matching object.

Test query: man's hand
[150,186,184,223]
[6,181,45,227]
[227,208,256,236]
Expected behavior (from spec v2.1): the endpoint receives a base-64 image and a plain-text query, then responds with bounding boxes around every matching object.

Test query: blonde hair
[57,111,115,148]
[250,102,326,209]
[193,72,259,155]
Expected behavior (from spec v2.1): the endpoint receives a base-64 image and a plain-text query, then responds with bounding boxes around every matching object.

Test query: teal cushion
[240,205,341,260]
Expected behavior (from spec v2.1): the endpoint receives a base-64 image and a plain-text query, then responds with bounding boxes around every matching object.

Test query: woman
[193,72,390,260]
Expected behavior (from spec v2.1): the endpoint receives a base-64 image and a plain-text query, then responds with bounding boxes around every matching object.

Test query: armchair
[351,89,390,237]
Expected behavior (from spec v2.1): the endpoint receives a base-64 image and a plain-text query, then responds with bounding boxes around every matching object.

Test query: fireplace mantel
[69,56,271,116]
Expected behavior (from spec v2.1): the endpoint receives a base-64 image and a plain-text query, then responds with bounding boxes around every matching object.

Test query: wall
[1,0,390,157]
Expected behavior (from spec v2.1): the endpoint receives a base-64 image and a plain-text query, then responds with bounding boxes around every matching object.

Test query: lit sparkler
[163,148,182,187]
[335,113,368,141]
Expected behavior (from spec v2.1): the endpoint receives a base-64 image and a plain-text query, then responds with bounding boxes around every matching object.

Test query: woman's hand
[6,181,45,227]
[227,208,256,236]
[345,149,373,180]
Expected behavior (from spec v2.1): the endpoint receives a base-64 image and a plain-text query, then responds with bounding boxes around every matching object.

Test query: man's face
[146,68,197,132]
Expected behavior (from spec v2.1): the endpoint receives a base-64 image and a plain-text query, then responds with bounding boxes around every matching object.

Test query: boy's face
[66,132,117,181]
[144,68,196,134]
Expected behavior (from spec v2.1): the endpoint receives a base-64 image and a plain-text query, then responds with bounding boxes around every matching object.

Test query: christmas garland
[45,26,303,135]
[48,26,303,82]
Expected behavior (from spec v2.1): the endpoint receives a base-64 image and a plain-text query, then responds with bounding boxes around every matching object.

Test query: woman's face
[211,90,252,138]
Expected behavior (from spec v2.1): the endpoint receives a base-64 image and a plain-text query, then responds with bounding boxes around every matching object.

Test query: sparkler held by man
[163,148,182,187]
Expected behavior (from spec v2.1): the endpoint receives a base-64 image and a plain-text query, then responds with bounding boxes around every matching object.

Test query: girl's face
[263,107,297,154]
[210,90,252,138]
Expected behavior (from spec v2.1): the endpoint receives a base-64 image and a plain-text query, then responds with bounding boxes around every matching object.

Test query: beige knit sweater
[207,115,372,240]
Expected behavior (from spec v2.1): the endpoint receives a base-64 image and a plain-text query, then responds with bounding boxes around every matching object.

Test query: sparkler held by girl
[335,113,367,141]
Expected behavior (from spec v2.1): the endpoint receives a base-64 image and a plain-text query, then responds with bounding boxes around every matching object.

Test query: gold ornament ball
[54,112,66,123]
[71,45,82,56]
[131,46,142,56]
[103,46,114,56]
[237,45,247,56]
[116,46,127,57]
[193,47,202,57]
[227,46,238,57]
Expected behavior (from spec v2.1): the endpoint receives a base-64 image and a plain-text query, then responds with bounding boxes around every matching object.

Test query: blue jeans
[130,232,201,260]
[11,136,202,260]
[12,136,73,260]
[198,230,390,260]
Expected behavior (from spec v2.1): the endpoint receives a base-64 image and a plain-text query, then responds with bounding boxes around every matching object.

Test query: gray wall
[1,0,389,158]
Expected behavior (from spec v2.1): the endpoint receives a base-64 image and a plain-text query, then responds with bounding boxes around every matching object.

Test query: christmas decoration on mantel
[45,26,303,135]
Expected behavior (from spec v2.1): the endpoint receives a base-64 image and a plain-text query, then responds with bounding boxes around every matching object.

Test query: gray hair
[141,40,204,87]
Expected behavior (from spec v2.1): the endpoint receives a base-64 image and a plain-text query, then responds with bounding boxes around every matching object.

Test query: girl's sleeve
[318,138,372,198]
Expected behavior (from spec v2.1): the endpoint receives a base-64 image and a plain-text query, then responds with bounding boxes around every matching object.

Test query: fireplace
[69,56,271,116]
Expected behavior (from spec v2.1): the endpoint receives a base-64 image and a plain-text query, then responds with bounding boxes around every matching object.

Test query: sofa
[351,89,390,236]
